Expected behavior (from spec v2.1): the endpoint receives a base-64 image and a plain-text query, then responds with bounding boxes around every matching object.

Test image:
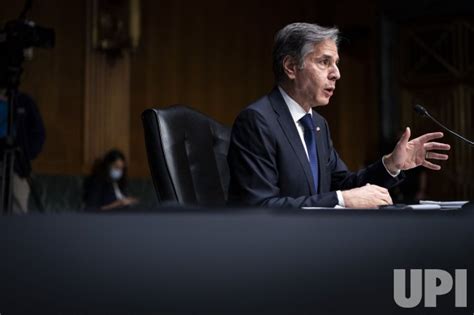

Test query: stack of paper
[419,200,469,209]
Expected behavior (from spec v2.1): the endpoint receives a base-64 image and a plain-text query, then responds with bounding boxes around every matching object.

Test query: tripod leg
[0,150,15,214]
[6,151,15,214]
[0,157,6,214]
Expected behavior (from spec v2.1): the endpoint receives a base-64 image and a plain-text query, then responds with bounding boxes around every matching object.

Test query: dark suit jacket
[83,176,128,211]
[227,87,404,207]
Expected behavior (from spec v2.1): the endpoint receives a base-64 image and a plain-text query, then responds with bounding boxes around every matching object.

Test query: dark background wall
[0,0,472,200]
[128,0,381,178]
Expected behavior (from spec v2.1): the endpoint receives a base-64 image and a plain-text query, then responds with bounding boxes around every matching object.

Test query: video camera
[0,0,54,214]
[0,18,55,88]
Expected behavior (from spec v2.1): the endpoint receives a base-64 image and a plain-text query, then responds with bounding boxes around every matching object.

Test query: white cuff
[382,156,401,177]
[336,190,345,207]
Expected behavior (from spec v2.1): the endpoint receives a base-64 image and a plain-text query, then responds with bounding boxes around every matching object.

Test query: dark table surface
[1,205,473,314]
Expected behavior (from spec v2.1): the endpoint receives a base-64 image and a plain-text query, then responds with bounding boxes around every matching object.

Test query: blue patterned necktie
[299,114,319,192]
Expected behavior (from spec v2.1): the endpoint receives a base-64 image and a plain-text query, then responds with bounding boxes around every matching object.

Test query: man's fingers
[370,184,388,193]
[374,195,388,206]
[379,191,393,205]
[349,185,393,208]
[399,127,411,144]
[422,160,442,170]
[376,196,388,206]
[424,142,451,151]
[426,152,449,160]
[369,185,392,206]
[417,132,444,143]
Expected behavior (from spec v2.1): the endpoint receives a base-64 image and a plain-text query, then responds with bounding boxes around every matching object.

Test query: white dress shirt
[278,86,346,206]
[278,86,400,207]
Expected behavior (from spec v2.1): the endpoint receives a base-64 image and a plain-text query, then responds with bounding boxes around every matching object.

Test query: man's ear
[282,55,298,80]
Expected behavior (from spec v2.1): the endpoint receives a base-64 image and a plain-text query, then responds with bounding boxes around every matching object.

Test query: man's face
[292,39,340,107]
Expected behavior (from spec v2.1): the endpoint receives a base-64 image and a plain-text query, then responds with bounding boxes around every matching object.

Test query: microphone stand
[414,104,474,146]
[414,104,472,206]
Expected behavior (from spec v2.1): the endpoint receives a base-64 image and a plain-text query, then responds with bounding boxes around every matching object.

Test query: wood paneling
[1,0,381,179]
[399,19,474,199]
[83,0,131,171]
[129,0,380,176]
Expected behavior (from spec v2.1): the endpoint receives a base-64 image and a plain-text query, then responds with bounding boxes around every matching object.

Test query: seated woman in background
[83,149,139,211]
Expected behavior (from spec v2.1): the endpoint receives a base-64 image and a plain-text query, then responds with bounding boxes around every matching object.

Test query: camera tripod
[0,87,44,214]
[0,0,52,214]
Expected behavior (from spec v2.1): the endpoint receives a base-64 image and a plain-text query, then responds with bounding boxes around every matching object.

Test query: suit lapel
[268,88,316,194]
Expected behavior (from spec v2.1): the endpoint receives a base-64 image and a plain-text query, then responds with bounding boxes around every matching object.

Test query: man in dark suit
[227,23,450,208]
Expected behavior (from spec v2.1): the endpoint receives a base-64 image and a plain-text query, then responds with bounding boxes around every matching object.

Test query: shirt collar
[278,86,312,124]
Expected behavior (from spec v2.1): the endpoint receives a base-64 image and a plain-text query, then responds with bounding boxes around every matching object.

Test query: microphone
[414,104,428,117]
[414,104,474,146]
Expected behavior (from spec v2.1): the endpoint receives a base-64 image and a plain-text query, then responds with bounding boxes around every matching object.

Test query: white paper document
[419,200,469,209]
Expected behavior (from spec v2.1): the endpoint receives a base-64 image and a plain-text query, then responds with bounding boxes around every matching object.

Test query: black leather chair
[141,106,231,206]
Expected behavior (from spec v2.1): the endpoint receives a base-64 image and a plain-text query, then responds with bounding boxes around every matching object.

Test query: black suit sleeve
[323,119,404,191]
[227,109,338,208]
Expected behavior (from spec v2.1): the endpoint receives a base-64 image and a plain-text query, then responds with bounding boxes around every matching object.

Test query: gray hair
[272,22,339,83]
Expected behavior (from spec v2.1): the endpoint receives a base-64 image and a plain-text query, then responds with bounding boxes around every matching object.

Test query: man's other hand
[384,127,450,173]
[341,184,393,208]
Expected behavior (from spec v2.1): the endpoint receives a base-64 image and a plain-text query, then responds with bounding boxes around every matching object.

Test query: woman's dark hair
[83,149,128,201]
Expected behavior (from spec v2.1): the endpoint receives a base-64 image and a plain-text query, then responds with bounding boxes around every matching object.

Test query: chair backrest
[141,105,231,206]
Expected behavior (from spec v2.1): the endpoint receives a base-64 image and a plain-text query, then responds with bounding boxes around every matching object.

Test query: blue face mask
[109,168,123,181]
